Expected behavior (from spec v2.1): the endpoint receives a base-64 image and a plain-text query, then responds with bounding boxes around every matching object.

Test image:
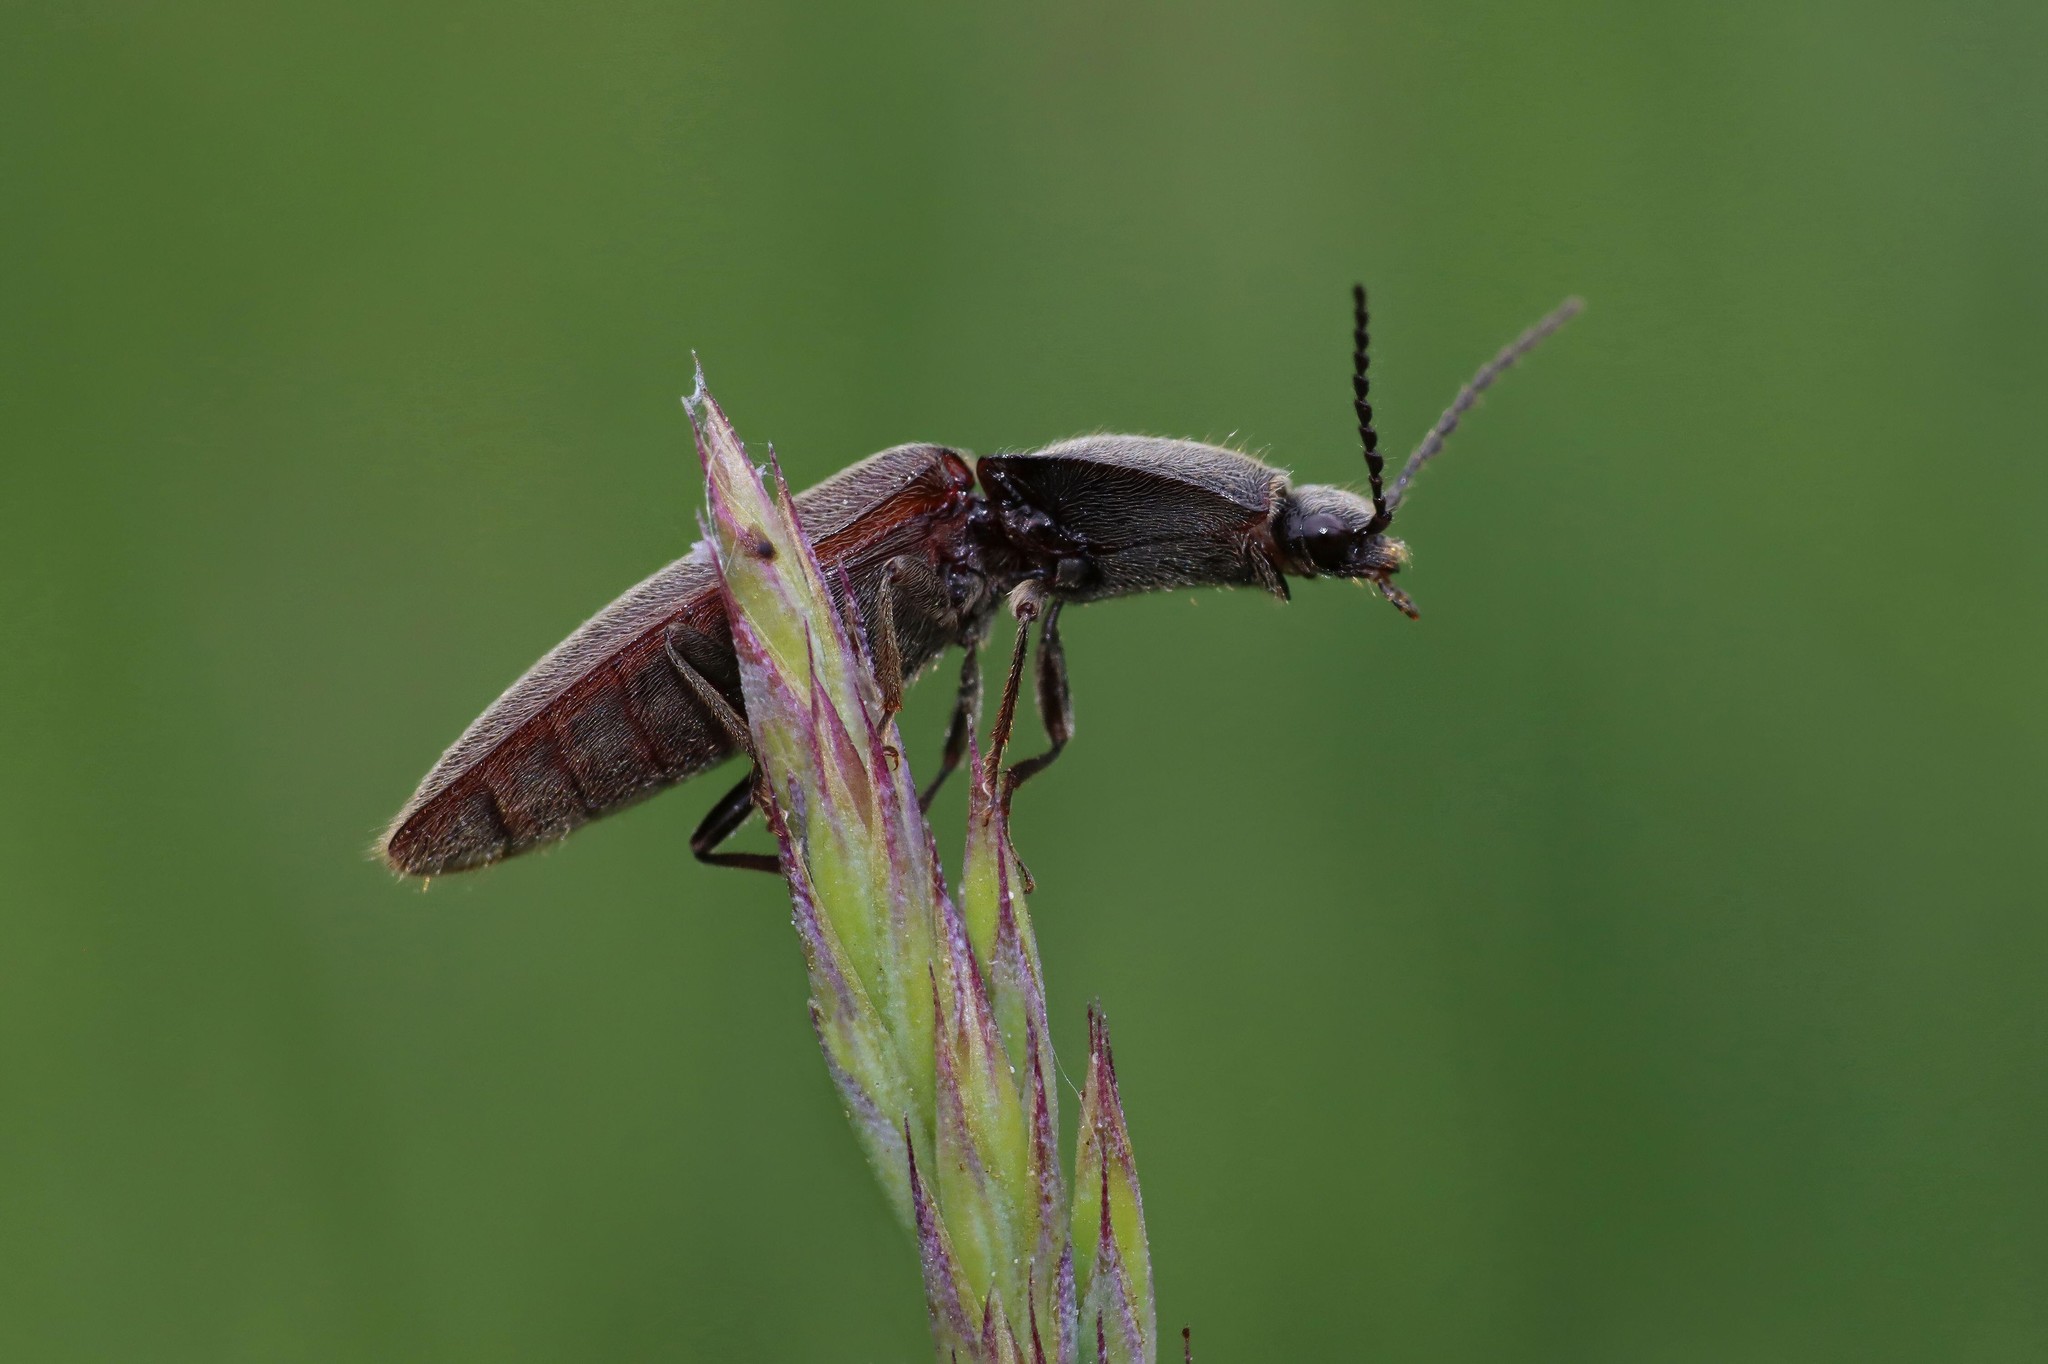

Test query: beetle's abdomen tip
[374,819,435,879]
[377,794,510,878]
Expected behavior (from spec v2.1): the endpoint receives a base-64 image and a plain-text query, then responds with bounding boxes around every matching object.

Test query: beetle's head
[1276,484,1417,616]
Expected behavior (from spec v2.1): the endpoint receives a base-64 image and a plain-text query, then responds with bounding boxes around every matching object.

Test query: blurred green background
[4,0,2044,1359]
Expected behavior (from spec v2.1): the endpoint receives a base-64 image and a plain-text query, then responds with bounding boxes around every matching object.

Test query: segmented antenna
[1352,283,1389,531]
[1384,295,1584,514]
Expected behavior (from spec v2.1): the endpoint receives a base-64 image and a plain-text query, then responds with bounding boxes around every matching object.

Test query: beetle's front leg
[1007,599,1071,791]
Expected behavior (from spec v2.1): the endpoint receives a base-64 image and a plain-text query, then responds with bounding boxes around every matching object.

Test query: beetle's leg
[664,624,753,758]
[982,583,1047,787]
[918,643,981,812]
[1007,599,1071,790]
[1375,576,1421,619]
[664,626,781,874]
[980,584,1051,892]
[689,770,781,875]
[868,556,921,718]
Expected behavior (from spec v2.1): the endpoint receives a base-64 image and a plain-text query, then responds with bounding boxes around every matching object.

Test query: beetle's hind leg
[664,624,779,875]
[664,624,753,756]
[689,770,781,874]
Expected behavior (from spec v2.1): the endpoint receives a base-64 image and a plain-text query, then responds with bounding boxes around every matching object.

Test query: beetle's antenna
[1352,283,1389,531]
[1384,295,1583,514]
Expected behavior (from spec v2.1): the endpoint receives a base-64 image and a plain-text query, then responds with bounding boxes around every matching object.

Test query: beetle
[379,287,1580,877]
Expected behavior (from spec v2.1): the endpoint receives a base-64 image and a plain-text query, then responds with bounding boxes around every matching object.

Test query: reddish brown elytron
[382,445,987,876]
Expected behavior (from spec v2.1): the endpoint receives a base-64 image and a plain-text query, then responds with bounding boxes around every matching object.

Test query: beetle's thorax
[965,467,1077,592]
[970,438,1296,603]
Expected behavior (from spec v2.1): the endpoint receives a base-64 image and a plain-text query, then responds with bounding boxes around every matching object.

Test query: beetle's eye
[1295,512,1354,571]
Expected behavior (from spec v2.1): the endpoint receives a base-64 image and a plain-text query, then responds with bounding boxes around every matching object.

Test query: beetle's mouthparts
[1355,535,1411,576]
[1375,574,1421,619]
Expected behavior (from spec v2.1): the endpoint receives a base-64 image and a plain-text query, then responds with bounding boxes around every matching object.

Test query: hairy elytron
[381,289,1581,877]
